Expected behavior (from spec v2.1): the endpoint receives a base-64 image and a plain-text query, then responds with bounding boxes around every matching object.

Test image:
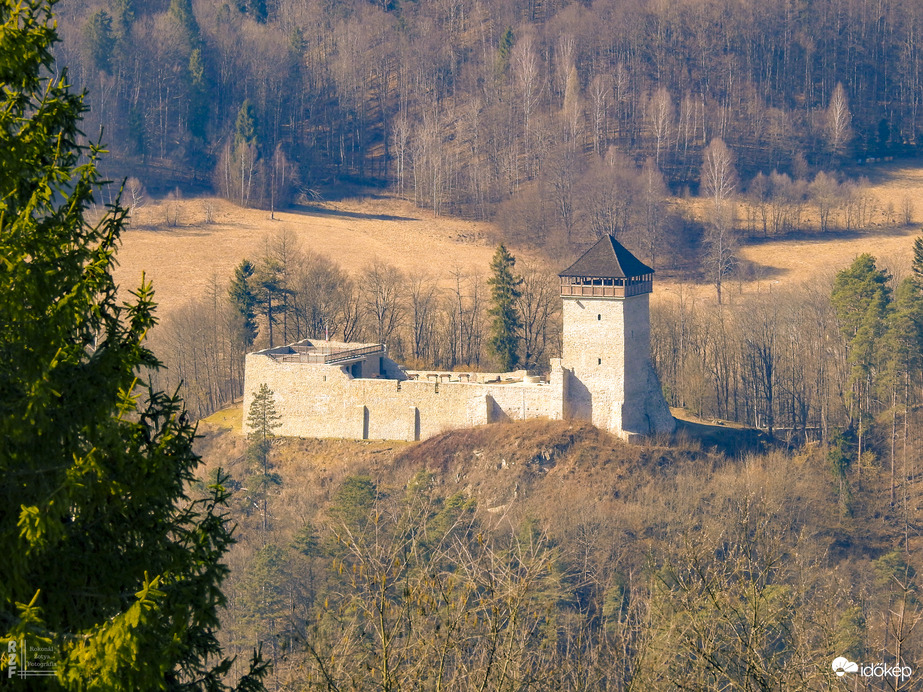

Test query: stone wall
[243,353,566,442]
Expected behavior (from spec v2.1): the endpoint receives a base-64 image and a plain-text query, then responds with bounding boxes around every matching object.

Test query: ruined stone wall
[243,354,565,442]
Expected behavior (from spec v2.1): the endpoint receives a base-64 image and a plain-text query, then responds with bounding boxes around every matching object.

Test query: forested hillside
[57,0,923,229]
[197,414,923,689]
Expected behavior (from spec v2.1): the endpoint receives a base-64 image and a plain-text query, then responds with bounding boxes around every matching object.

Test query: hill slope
[195,412,921,688]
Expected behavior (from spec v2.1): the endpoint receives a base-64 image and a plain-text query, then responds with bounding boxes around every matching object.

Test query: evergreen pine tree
[831,254,892,368]
[229,259,258,349]
[236,0,268,22]
[247,384,282,534]
[168,0,201,51]
[82,9,114,74]
[880,277,923,504]
[235,99,259,148]
[882,277,923,393]
[913,232,923,287]
[110,0,134,39]
[0,1,266,688]
[831,254,892,473]
[254,253,294,348]
[247,384,282,450]
[224,100,261,207]
[188,48,210,143]
[495,26,514,78]
[329,476,377,533]
[487,244,523,371]
[237,544,289,658]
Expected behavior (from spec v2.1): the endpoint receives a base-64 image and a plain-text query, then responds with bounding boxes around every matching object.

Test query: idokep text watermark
[833,656,913,682]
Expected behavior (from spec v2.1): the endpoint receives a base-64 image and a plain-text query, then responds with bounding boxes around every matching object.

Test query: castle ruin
[242,235,675,442]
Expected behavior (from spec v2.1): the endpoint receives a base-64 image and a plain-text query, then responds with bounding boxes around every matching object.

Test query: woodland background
[57,0,923,228]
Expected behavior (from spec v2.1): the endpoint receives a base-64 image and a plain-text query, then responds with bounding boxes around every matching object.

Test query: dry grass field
[114,195,509,317]
[735,161,923,284]
[664,222,921,308]
[659,160,923,304]
[114,161,923,318]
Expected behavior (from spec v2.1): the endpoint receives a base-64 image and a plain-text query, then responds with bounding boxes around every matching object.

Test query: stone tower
[559,235,675,440]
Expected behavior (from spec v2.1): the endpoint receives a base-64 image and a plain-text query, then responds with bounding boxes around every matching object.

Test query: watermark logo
[6,640,18,679]
[5,638,56,679]
[832,656,913,682]
[832,656,859,676]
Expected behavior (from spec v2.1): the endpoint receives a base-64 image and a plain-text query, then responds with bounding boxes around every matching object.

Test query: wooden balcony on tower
[559,275,653,298]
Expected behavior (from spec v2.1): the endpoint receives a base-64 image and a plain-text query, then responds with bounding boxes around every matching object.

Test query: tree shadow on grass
[288,204,418,222]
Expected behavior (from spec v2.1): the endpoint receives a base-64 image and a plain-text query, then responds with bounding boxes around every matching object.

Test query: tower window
[597,314,601,320]
[598,358,602,365]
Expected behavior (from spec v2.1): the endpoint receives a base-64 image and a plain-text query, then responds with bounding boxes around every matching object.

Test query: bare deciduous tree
[588,73,610,156]
[518,264,560,369]
[163,187,181,227]
[562,65,583,148]
[809,170,843,232]
[268,144,296,220]
[826,82,853,160]
[391,114,412,197]
[125,176,146,227]
[701,137,737,215]
[701,138,738,303]
[900,194,915,226]
[747,172,771,236]
[361,261,405,347]
[513,34,542,172]
[647,86,673,167]
[442,266,485,368]
[406,272,440,364]
[640,157,668,267]
[576,151,636,243]
[302,477,568,691]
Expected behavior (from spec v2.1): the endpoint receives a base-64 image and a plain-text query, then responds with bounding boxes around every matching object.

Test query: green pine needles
[487,244,523,372]
[246,384,282,535]
[0,1,265,688]
[913,231,923,287]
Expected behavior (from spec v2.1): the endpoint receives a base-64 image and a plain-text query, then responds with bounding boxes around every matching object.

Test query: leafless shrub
[901,195,915,226]
[164,187,181,228]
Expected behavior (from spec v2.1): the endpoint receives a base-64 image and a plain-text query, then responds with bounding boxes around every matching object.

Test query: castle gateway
[243,235,675,442]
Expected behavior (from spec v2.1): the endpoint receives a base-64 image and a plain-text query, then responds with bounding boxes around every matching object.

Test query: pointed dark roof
[559,235,654,279]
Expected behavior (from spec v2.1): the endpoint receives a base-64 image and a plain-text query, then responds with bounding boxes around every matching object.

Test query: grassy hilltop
[194,408,923,689]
